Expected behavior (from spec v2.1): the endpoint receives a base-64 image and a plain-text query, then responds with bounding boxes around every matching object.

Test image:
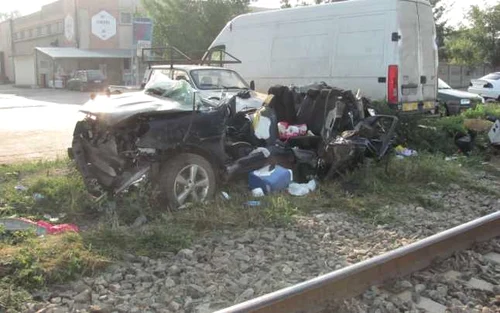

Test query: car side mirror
[250,80,255,91]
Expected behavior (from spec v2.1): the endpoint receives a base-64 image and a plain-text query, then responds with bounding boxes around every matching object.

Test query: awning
[35,47,132,59]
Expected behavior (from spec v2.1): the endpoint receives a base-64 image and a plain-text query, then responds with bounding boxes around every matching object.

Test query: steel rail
[214,210,500,313]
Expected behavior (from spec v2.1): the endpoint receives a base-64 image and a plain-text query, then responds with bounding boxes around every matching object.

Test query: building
[0,0,148,87]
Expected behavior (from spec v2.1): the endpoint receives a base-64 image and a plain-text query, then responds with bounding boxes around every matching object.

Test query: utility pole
[74,0,80,48]
[9,17,15,83]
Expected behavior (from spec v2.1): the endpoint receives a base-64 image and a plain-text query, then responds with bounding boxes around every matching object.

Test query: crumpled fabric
[288,180,317,196]
[37,221,79,235]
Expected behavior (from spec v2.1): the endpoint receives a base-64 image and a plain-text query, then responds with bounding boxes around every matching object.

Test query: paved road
[0,85,90,164]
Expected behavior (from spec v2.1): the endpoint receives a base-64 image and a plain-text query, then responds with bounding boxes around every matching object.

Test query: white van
[207,0,438,112]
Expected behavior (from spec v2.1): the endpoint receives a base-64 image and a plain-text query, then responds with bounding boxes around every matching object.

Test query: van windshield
[190,69,248,90]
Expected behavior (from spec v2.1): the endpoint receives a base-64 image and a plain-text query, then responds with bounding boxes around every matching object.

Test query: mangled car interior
[70,73,398,209]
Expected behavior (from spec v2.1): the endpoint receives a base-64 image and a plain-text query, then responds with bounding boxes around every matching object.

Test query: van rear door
[417,1,437,108]
[397,0,437,111]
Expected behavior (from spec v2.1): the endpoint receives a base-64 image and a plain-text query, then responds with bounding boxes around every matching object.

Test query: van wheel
[157,153,216,209]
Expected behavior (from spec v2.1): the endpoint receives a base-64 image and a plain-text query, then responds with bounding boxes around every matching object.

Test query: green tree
[430,0,451,61]
[142,0,251,58]
[446,4,500,67]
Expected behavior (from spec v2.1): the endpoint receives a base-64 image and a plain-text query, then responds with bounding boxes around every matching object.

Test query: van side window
[208,45,226,66]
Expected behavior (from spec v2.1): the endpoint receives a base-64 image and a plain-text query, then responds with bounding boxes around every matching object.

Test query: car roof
[150,64,233,71]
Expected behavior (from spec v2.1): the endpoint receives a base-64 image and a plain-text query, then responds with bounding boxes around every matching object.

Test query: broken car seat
[268,85,297,124]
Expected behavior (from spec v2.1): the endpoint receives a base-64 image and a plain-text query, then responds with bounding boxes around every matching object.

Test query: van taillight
[387,65,398,104]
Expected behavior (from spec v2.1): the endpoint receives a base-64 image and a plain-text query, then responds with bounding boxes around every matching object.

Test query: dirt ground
[0,86,87,164]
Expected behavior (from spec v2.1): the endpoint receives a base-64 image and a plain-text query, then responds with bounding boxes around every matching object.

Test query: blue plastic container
[248,165,292,194]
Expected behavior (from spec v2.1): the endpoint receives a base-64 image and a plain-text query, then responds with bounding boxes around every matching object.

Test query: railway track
[214,211,500,313]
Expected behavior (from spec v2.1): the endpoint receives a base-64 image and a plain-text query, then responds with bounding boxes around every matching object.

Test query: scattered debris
[0,217,78,235]
[455,132,476,155]
[248,165,293,195]
[395,145,418,157]
[277,122,308,140]
[244,201,261,207]
[488,120,500,145]
[251,188,265,197]
[14,185,28,191]
[221,192,231,200]
[33,193,45,201]
[132,215,148,228]
[42,214,65,223]
[288,180,317,197]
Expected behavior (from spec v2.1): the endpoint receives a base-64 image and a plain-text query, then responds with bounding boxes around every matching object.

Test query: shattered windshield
[190,69,249,90]
[144,76,206,108]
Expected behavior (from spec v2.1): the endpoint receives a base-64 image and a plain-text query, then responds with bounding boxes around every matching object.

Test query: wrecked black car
[69,77,398,209]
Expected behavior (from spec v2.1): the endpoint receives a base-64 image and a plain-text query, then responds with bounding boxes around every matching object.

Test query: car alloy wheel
[174,164,210,205]
[157,153,216,209]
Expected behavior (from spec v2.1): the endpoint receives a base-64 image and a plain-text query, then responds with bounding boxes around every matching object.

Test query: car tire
[157,153,216,210]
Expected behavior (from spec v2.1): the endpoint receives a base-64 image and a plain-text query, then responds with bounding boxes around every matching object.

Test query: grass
[0,230,108,311]
[462,102,500,120]
[1,122,499,311]
[0,158,94,219]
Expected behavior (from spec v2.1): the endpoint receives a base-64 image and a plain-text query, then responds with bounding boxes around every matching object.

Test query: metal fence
[438,63,500,89]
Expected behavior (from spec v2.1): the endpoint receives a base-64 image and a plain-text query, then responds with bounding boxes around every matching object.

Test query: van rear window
[482,73,500,81]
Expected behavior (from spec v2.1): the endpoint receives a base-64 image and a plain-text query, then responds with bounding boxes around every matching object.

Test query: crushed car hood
[80,90,269,126]
[79,92,193,126]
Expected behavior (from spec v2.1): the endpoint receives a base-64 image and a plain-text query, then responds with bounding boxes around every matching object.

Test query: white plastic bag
[287,180,317,196]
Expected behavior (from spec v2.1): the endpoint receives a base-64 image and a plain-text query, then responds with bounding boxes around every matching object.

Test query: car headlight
[76,111,88,121]
[460,99,471,105]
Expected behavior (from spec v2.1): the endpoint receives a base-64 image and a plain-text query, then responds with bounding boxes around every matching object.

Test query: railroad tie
[397,290,447,313]
[443,270,495,292]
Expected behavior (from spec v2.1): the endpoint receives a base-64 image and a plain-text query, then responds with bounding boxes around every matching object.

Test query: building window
[20,31,25,39]
[46,24,52,35]
[14,32,19,40]
[28,29,33,38]
[37,27,42,36]
[120,12,132,24]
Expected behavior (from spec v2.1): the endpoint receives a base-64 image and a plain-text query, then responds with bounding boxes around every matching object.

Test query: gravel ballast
[26,183,500,313]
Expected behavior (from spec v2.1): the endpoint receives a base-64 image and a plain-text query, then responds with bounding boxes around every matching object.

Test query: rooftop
[36,47,132,59]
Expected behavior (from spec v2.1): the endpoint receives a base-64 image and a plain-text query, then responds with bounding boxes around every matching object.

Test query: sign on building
[64,15,74,41]
[91,10,117,41]
[136,40,152,57]
[133,17,153,45]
